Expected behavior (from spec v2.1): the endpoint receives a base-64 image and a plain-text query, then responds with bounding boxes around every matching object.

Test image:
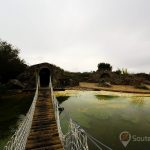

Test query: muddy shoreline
[64,82,150,95]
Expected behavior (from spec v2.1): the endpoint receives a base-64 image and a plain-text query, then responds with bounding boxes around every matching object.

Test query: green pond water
[56,90,150,150]
[0,93,34,150]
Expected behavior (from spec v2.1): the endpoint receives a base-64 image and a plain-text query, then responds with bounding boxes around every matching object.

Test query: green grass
[0,92,34,149]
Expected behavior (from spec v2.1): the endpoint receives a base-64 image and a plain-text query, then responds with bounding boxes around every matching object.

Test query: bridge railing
[64,119,89,150]
[49,77,89,149]
[60,113,112,150]
[4,77,40,150]
[49,77,112,150]
[49,77,64,143]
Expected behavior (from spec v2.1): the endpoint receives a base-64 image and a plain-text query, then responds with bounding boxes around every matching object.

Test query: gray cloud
[0,0,150,73]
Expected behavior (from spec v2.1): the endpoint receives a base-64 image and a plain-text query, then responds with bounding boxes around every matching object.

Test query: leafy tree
[115,69,122,75]
[0,40,27,83]
[97,63,112,72]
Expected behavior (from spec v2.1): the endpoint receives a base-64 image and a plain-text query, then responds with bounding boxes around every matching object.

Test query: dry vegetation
[78,82,150,94]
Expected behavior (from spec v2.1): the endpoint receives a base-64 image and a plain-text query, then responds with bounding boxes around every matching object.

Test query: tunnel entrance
[39,68,50,87]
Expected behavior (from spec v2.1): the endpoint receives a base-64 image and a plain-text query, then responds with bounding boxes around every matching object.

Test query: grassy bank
[0,92,34,149]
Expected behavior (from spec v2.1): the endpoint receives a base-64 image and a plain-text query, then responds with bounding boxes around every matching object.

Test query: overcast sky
[0,0,150,73]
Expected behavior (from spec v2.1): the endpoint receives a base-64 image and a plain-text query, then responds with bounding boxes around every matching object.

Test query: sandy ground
[65,82,150,94]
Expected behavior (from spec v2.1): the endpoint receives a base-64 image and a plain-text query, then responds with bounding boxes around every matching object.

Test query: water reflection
[56,96,70,104]
[95,95,119,101]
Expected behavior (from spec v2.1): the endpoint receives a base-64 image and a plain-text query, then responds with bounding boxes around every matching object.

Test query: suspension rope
[86,133,112,150]
[87,136,103,150]
[59,108,112,150]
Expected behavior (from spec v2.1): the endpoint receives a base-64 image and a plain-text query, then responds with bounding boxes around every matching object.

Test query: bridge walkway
[25,89,63,150]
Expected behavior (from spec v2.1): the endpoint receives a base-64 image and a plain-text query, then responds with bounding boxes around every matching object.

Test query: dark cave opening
[39,68,50,87]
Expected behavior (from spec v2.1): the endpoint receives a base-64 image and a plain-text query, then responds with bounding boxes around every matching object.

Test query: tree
[97,63,112,72]
[115,69,122,75]
[0,40,27,83]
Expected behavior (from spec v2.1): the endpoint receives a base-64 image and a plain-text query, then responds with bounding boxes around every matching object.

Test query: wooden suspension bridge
[26,89,63,150]
[4,65,112,150]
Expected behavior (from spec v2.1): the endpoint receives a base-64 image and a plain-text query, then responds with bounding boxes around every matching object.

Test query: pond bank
[65,82,150,95]
[0,92,34,150]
